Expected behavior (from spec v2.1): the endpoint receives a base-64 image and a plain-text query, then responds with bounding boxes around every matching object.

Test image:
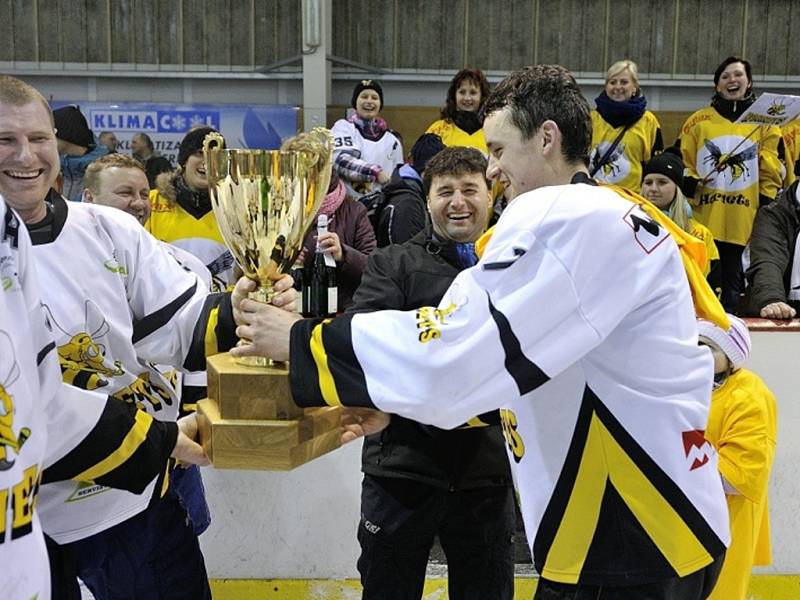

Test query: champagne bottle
[308,214,338,318]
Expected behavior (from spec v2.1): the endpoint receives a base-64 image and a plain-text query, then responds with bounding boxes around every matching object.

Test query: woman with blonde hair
[641,150,720,281]
[590,59,662,192]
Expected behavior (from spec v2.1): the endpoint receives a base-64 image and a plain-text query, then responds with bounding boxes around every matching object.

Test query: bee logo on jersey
[767,97,787,116]
[589,141,630,183]
[0,332,32,471]
[44,301,124,390]
[700,138,758,189]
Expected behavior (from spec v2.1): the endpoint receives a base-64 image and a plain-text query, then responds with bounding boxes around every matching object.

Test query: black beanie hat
[410,133,445,174]
[642,148,684,189]
[178,126,219,167]
[53,106,94,148]
[351,79,384,110]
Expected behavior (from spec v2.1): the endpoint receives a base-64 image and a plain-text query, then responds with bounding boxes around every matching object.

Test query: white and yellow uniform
[680,107,783,246]
[590,110,661,192]
[30,194,233,544]
[0,199,179,599]
[289,182,730,586]
[706,368,777,600]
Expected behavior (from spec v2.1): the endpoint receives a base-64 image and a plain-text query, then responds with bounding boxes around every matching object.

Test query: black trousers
[46,489,211,600]
[533,552,725,600]
[713,241,745,312]
[357,474,516,600]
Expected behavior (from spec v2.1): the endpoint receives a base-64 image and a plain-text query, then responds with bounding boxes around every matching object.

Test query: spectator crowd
[0,54,792,600]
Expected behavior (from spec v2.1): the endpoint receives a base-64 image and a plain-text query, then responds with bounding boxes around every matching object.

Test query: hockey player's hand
[172,414,211,466]
[231,299,299,362]
[341,407,391,443]
[232,275,298,326]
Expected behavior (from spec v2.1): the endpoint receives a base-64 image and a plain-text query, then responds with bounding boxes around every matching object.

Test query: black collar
[27,189,69,245]
[570,171,597,186]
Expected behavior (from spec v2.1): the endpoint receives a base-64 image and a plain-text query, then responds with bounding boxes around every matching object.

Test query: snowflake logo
[171,115,187,130]
[189,114,207,127]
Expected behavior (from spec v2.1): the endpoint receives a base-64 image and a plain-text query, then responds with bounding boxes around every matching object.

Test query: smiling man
[232,65,731,600]
[348,147,515,600]
[0,75,296,600]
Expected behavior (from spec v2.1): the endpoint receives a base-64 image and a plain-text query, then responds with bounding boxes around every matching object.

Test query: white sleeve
[340,188,677,428]
[119,222,211,368]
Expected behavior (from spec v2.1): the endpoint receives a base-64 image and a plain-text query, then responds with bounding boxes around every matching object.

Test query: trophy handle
[203,131,225,154]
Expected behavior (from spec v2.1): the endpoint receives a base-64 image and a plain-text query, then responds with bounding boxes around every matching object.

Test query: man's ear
[540,120,561,156]
[82,189,95,204]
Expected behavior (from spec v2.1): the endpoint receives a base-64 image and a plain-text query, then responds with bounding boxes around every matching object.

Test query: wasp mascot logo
[590,142,627,180]
[702,140,757,184]
[45,301,175,412]
[766,97,787,117]
[0,332,31,471]
[45,301,124,390]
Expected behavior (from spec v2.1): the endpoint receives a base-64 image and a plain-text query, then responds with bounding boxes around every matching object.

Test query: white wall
[199,329,800,578]
[748,330,800,574]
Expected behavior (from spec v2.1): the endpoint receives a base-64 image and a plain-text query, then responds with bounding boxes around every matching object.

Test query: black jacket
[744,180,800,315]
[375,167,427,248]
[348,227,512,490]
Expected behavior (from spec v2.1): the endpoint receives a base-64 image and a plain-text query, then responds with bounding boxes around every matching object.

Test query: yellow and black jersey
[589,110,661,193]
[688,218,720,277]
[425,119,487,154]
[0,199,178,599]
[147,189,234,292]
[782,118,800,187]
[27,193,235,544]
[680,107,783,246]
[288,182,730,585]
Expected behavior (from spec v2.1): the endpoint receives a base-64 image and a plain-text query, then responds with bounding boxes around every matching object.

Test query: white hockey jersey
[331,118,403,196]
[30,194,224,543]
[0,198,178,599]
[290,182,730,585]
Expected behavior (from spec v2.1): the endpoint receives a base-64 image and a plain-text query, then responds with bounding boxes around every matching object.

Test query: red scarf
[319,180,346,217]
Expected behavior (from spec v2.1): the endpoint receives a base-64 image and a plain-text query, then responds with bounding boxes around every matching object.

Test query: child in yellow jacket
[697,316,778,600]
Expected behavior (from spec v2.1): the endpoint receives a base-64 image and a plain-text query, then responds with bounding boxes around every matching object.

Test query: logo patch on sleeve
[682,429,713,471]
[623,205,670,254]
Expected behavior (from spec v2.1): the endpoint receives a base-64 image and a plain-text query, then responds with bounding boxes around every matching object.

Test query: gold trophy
[196,129,342,470]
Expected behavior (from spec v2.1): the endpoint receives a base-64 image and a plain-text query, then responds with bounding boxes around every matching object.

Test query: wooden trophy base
[196,353,341,470]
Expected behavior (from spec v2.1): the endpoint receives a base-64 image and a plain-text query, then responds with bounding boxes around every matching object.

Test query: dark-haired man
[233,65,730,600]
[352,146,514,600]
[131,132,173,187]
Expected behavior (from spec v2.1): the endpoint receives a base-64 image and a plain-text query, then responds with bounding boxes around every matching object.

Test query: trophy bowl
[203,129,333,366]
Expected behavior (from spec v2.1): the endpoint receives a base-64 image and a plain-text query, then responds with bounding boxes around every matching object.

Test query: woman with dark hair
[679,56,783,311]
[589,59,662,192]
[426,68,491,153]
